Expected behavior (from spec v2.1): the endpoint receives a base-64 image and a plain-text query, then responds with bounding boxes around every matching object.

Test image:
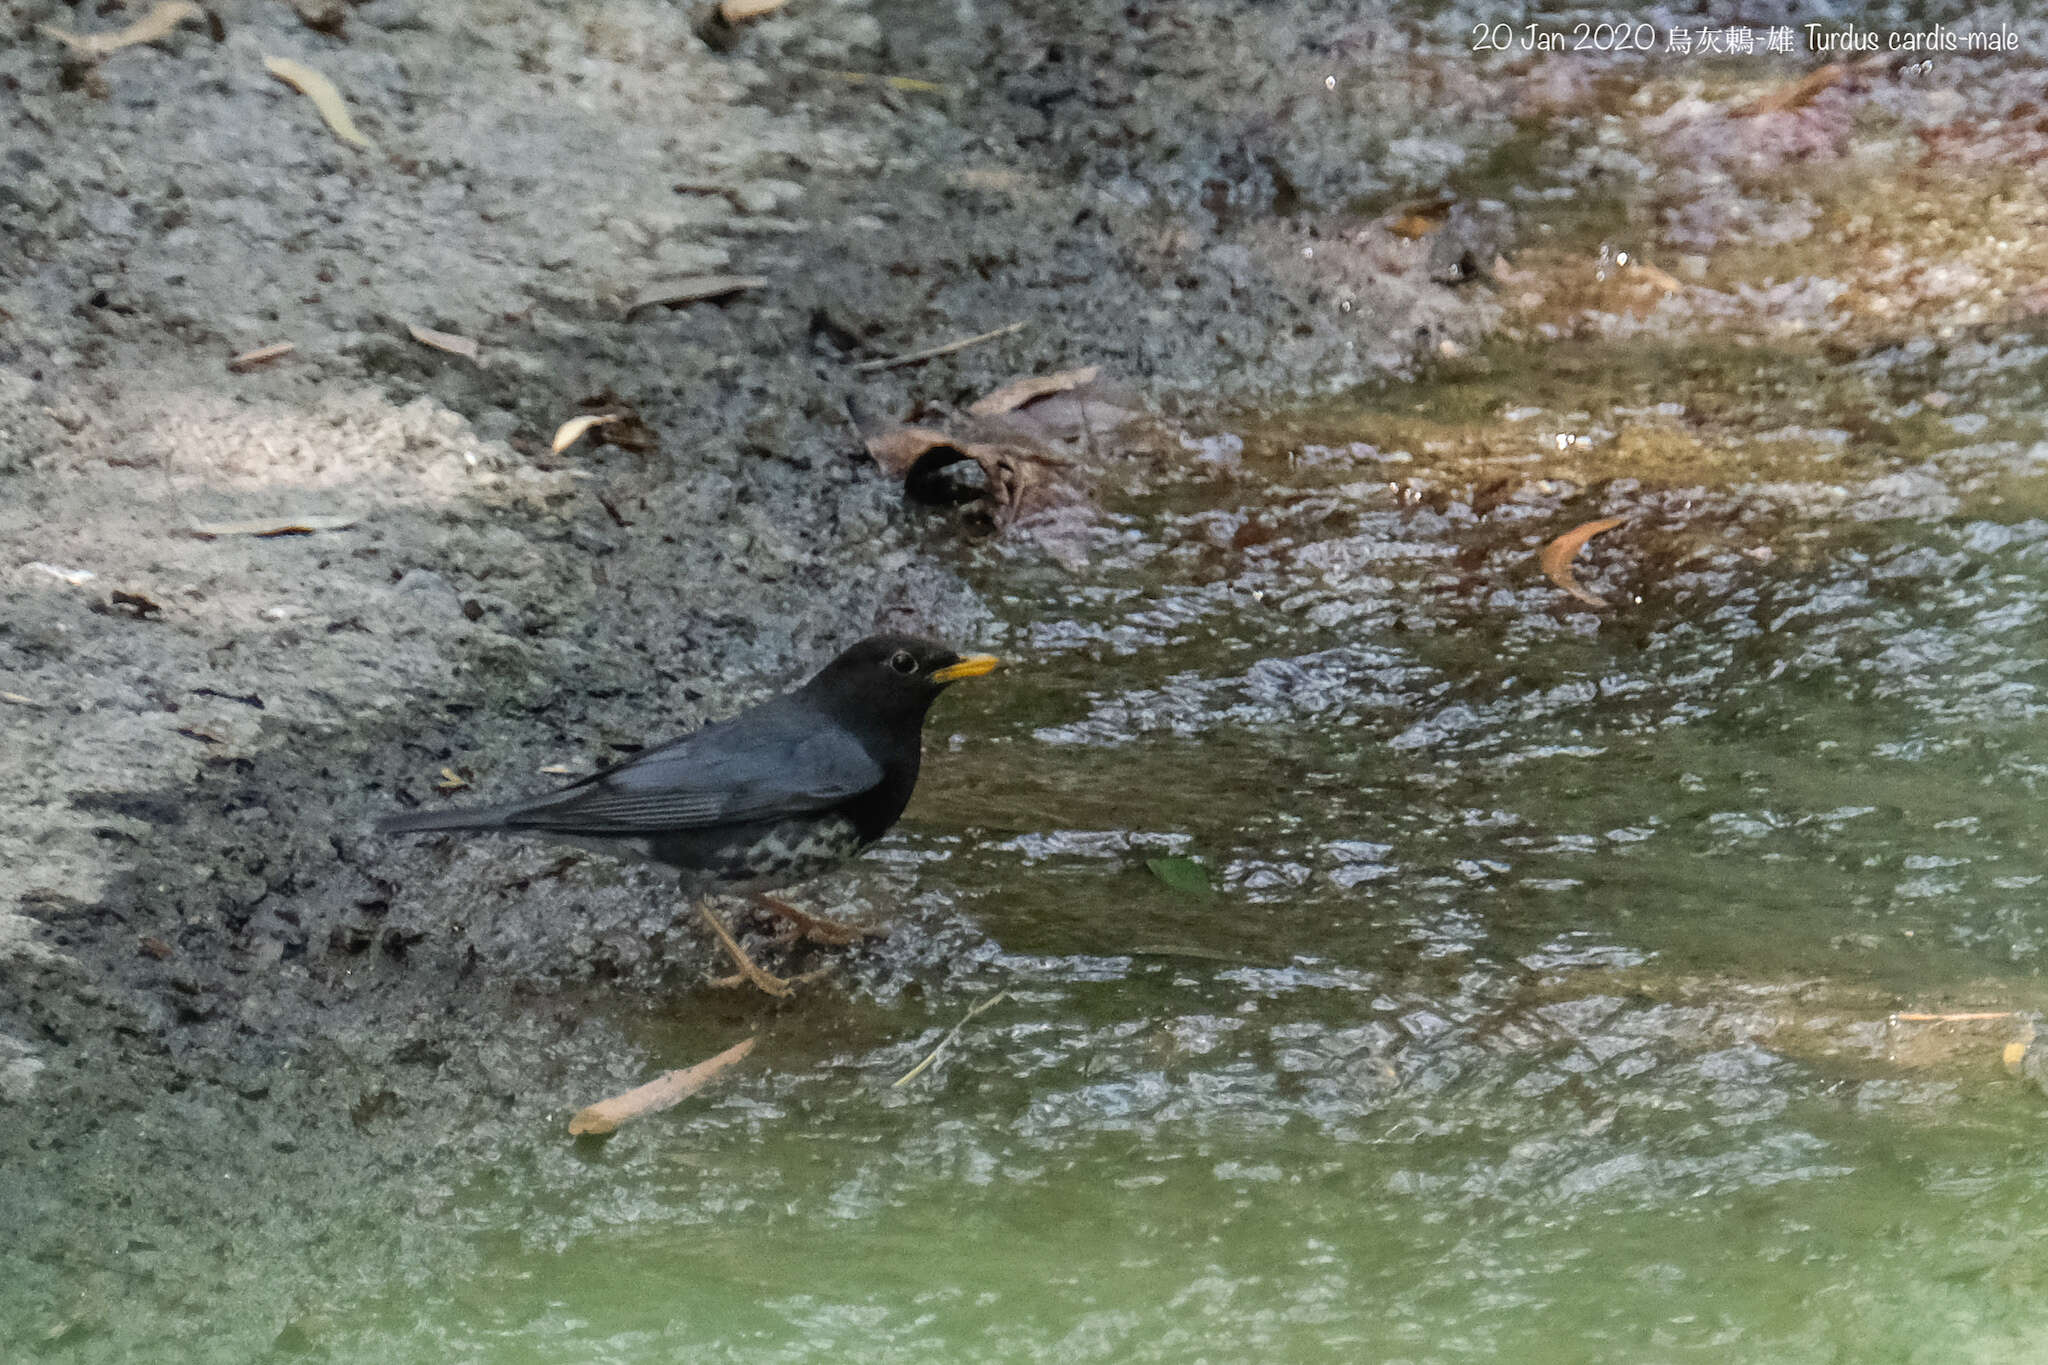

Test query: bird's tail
[376,804,516,836]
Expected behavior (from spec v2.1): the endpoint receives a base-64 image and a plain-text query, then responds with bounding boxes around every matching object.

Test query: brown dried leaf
[189,515,357,537]
[574,390,659,454]
[862,425,1079,526]
[41,1,202,56]
[719,0,789,21]
[862,426,965,480]
[1385,195,1455,240]
[290,0,347,37]
[569,1036,757,1136]
[625,274,767,316]
[1540,516,1627,608]
[407,324,479,360]
[227,341,296,372]
[551,413,621,454]
[603,420,658,454]
[969,365,1102,417]
[109,590,163,618]
[990,386,1141,446]
[264,56,376,149]
[1735,63,1845,117]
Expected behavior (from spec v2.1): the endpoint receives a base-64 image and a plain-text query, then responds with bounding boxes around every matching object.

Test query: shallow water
[300,331,2048,1363]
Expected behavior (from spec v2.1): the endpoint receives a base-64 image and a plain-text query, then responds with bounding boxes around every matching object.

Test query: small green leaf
[1145,855,1212,897]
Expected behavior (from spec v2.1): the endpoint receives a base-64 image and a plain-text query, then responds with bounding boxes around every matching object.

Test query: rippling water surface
[333,335,2048,1363]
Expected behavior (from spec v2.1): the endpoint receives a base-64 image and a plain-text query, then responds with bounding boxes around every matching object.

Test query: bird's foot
[698,901,814,998]
[752,893,881,947]
[708,965,835,994]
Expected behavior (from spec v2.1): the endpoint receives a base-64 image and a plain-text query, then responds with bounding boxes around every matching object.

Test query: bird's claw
[752,893,881,947]
[698,900,832,997]
[708,964,834,996]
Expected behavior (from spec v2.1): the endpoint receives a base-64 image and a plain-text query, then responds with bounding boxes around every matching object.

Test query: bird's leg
[696,900,794,998]
[751,893,880,947]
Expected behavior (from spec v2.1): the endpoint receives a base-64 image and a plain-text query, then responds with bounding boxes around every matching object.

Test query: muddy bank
[0,0,1515,1354]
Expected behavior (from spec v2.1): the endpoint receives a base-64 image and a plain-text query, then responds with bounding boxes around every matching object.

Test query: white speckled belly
[703,813,868,890]
[528,813,871,894]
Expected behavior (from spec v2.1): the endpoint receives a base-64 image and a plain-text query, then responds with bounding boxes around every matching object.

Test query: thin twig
[892,990,1009,1087]
[853,321,1025,374]
[1893,1011,2018,1023]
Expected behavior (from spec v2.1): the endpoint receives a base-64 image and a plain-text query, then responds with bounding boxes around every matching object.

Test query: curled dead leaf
[264,56,376,149]
[861,423,1079,527]
[719,0,788,20]
[625,274,766,316]
[434,767,469,794]
[1383,194,1455,240]
[108,590,163,619]
[969,365,1102,418]
[189,515,357,538]
[695,0,792,48]
[573,389,659,454]
[42,1,201,57]
[407,324,479,360]
[569,1036,757,1136]
[227,341,296,372]
[290,0,348,37]
[1540,516,1627,608]
[863,426,961,481]
[986,379,1141,448]
[551,414,622,454]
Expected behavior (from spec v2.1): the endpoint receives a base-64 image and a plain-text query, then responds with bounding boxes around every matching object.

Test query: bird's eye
[888,650,918,676]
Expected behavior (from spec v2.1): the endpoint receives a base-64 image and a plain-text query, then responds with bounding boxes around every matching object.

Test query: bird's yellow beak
[931,654,1001,684]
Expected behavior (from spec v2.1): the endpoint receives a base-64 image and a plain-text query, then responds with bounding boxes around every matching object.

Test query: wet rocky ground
[5,0,2048,1357]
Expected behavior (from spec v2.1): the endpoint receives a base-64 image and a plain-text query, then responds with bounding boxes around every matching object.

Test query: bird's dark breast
[646,812,870,892]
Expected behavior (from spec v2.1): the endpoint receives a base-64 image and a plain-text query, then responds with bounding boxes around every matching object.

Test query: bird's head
[803,633,1001,731]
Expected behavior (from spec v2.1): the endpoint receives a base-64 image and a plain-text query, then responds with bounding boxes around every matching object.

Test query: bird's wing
[494,700,882,835]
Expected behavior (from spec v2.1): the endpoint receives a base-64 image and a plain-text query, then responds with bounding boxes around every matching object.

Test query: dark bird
[378,634,1001,994]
